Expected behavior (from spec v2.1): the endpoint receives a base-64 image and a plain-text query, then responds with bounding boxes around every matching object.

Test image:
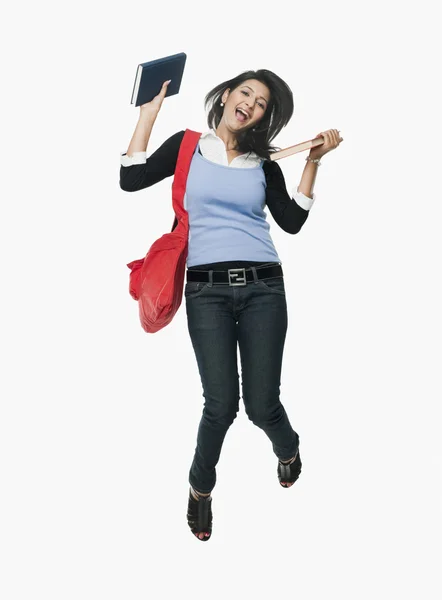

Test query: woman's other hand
[309,129,344,160]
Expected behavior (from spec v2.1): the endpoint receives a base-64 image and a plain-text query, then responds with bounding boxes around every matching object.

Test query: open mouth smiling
[235,107,251,122]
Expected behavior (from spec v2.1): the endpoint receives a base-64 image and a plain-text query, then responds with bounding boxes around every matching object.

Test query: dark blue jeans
[185,265,300,494]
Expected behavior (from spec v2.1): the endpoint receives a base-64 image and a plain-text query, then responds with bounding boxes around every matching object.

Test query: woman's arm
[124,81,171,156]
[297,159,319,200]
[119,130,185,192]
[125,110,157,157]
[263,160,312,235]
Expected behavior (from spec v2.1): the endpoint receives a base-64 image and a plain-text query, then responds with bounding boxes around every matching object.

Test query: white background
[1,0,441,598]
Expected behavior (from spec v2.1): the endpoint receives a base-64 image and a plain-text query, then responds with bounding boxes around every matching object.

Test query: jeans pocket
[184,280,210,299]
[258,276,286,295]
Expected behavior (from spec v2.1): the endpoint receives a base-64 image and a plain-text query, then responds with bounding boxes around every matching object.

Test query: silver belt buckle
[228,268,247,286]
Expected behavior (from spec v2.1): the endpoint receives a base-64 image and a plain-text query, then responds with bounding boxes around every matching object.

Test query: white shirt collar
[199,128,262,168]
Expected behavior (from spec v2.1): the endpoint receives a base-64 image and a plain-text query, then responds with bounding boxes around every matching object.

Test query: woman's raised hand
[140,80,172,117]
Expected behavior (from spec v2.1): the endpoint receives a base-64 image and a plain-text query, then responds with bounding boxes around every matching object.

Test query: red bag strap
[170,129,202,232]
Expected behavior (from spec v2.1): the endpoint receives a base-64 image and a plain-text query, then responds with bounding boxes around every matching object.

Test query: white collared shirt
[121,128,315,210]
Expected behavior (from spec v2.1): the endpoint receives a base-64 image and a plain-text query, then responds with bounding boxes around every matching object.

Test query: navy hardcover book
[130,52,187,107]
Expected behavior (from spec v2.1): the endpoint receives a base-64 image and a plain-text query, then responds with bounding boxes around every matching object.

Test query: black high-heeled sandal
[187,487,213,541]
[278,449,302,487]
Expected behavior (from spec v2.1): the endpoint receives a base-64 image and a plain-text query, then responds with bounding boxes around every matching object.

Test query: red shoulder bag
[126,129,202,333]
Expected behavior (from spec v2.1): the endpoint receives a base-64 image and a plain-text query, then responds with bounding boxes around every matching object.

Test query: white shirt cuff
[292,184,315,211]
[120,151,147,167]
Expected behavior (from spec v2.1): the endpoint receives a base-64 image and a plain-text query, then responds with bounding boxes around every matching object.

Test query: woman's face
[221,79,270,133]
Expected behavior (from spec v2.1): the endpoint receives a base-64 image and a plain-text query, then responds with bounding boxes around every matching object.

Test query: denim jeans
[185,265,300,494]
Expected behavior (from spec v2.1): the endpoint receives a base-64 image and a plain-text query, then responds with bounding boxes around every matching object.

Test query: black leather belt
[186,263,283,286]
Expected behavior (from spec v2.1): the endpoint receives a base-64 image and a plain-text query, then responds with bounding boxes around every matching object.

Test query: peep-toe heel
[278,449,302,487]
[187,487,213,541]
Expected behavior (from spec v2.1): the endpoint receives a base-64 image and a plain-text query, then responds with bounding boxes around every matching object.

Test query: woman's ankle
[191,486,211,500]
[280,450,298,465]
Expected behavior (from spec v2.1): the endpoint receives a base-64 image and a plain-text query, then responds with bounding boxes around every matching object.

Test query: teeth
[237,108,248,119]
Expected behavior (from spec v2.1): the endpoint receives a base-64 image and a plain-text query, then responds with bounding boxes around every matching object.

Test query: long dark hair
[204,69,294,161]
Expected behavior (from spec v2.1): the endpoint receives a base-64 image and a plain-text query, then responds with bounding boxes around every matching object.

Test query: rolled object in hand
[269,136,324,161]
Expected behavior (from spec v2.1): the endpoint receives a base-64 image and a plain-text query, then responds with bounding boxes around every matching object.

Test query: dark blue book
[130,52,187,107]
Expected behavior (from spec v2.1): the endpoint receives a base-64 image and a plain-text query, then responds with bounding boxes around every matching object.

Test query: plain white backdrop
[1,0,441,598]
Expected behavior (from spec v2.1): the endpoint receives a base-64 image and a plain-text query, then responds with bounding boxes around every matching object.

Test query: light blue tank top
[184,143,281,267]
